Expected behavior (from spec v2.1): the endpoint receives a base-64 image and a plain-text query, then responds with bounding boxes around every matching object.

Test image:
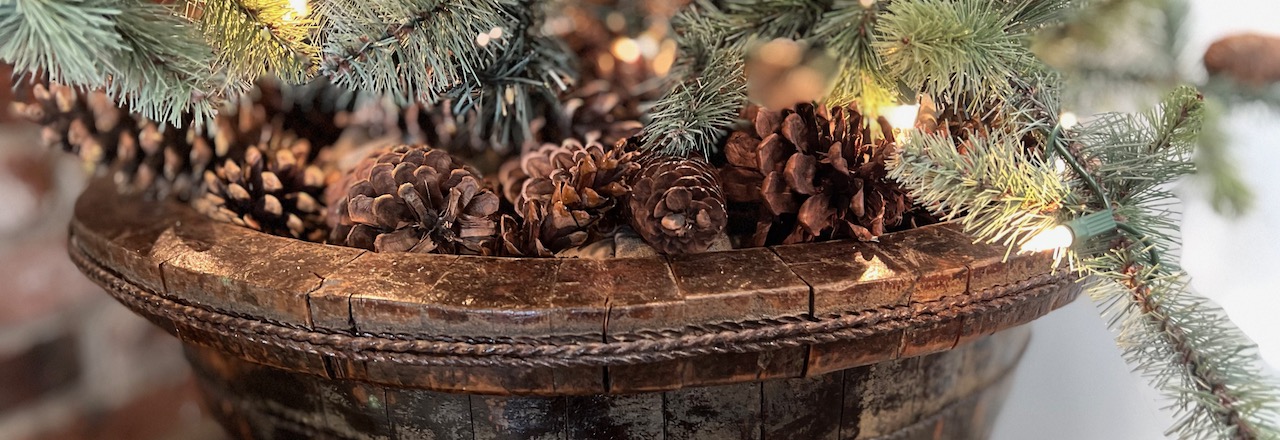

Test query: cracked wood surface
[69,180,1081,395]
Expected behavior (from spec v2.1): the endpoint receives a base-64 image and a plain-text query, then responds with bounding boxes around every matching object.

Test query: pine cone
[332,145,501,254]
[496,137,639,256]
[1204,33,1280,87]
[11,83,216,198]
[253,78,352,150]
[193,132,330,242]
[626,154,728,255]
[720,103,919,246]
[535,80,645,149]
[12,79,344,199]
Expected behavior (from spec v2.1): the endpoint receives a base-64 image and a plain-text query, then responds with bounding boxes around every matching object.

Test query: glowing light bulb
[885,104,920,132]
[1020,211,1119,253]
[1020,225,1074,253]
[1060,112,1079,129]
[287,0,309,20]
[612,38,642,63]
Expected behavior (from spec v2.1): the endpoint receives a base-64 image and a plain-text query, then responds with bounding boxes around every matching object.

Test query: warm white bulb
[612,38,642,63]
[1059,112,1079,129]
[885,104,920,132]
[288,0,309,18]
[1021,225,1074,253]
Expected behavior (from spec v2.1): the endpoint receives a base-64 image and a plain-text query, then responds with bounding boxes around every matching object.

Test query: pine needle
[194,0,317,90]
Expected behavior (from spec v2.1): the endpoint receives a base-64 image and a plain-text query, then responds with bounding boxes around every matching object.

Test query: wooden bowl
[67,180,1081,439]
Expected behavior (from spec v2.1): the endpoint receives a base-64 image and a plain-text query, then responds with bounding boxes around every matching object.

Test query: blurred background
[0,66,225,437]
[0,1,1277,439]
[997,0,1280,438]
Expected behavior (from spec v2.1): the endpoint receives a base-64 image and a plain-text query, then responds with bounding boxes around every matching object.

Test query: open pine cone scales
[721,103,918,246]
[496,137,640,256]
[194,133,330,242]
[627,154,728,255]
[12,84,214,198]
[333,145,501,255]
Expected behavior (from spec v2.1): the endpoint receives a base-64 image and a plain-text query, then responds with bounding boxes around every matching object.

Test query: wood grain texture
[186,326,1031,440]
[71,180,1078,396]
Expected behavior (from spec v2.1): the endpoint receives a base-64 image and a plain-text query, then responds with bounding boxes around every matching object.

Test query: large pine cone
[194,133,330,242]
[496,136,639,256]
[332,145,501,254]
[721,103,921,246]
[627,155,728,255]
[12,84,215,198]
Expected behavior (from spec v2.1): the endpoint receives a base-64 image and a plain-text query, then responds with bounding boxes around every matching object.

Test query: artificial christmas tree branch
[642,3,746,156]
[811,0,894,108]
[0,0,215,124]
[873,0,1043,110]
[889,86,1280,439]
[319,0,570,147]
[193,0,317,87]
[887,128,1070,251]
[318,0,510,104]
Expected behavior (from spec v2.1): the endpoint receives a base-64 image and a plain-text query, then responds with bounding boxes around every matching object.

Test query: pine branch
[1086,261,1280,440]
[887,129,1071,249]
[721,0,830,42]
[318,0,509,104]
[441,3,572,149]
[811,0,895,109]
[110,0,216,125]
[642,2,747,157]
[0,0,216,125]
[0,0,123,85]
[1191,99,1253,216]
[891,85,1280,438]
[874,0,1040,108]
[195,0,317,89]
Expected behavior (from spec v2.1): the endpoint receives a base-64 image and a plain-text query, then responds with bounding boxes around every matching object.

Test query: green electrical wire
[1048,124,1162,269]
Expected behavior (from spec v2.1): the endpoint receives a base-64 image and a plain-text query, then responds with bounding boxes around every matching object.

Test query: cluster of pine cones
[14,78,950,256]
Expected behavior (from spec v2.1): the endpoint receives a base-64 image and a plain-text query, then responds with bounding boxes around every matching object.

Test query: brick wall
[0,70,225,440]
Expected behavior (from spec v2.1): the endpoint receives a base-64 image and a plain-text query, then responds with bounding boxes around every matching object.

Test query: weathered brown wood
[842,356,926,439]
[762,373,844,440]
[471,395,566,440]
[565,393,665,440]
[313,376,394,439]
[681,347,807,387]
[669,248,811,324]
[771,241,915,316]
[71,180,1079,405]
[664,381,762,440]
[805,329,904,377]
[386,388,473,440]
[185,327,1030,440]
[364,363,560,395]
[600,258,683,336]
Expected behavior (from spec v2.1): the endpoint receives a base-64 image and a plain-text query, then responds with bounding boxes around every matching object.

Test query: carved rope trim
[71,234,1073,368]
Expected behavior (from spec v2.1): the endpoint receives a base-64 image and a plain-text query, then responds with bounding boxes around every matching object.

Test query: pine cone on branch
[496,136,639,256]
[332,145,501,254]
[720,103,919,246]
[626,154,727,255]
[194,133,331,242]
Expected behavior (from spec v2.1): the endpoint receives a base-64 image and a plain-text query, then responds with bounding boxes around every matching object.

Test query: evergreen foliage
[641,3,746,157]
[195,0,317,88]
[889,85,1280,439]
[3,1,1276,437]
[0,0,214,125]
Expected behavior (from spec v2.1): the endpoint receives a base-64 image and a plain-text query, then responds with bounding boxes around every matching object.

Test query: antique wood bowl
[67,180,1081,439]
